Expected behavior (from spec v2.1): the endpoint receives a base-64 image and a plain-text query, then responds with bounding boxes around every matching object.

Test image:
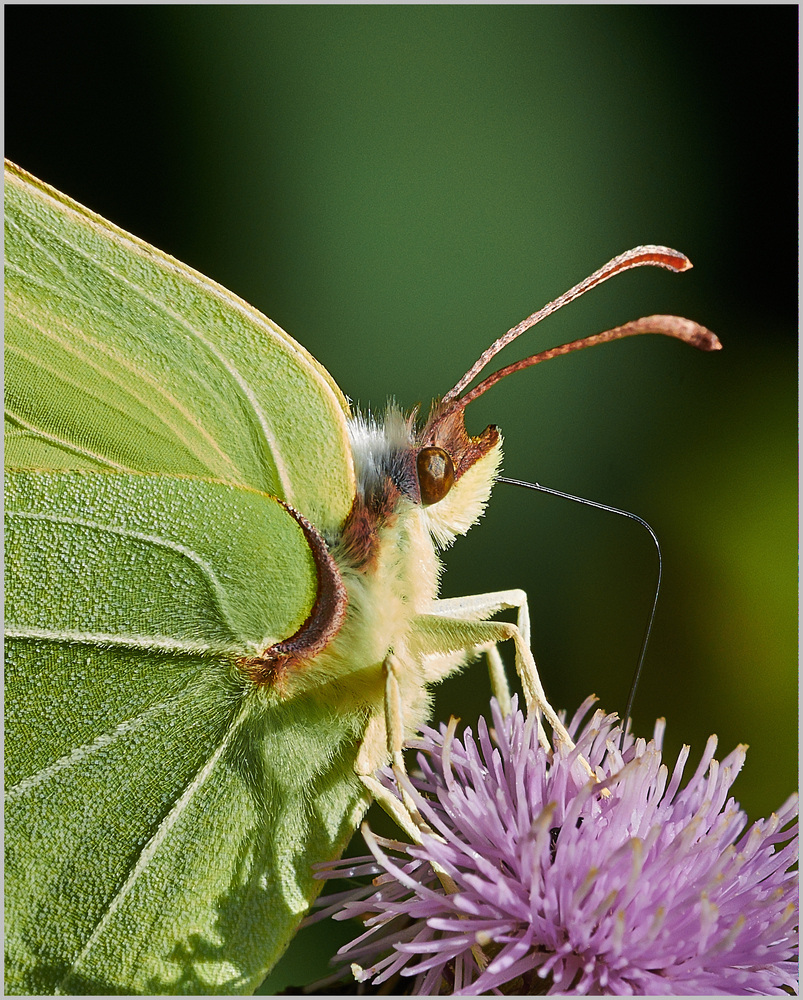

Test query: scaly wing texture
[4,161,366,994]
[4,160,355,535]
[5,470,367,994]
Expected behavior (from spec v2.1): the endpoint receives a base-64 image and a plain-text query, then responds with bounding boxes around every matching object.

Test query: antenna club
[632,314,722,353]
[611,245,692,275]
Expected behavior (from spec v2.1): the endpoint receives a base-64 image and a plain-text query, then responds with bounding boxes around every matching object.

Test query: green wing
[5,471,365,994]
[4,161,355,535]
[4,163,366,994]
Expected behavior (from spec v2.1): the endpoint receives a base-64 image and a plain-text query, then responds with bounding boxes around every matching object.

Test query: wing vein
[6,292,245,482]
[5,625,244,658]
[8,509,260,644]
[4,409,131,471]
[8,205,292,497]
[7,689,197,800]
[60,698,252,992]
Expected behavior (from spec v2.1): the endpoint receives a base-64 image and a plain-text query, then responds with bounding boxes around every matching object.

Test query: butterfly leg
[483,642,512,718]
[355,660,489,970]
[354,654,430,843]
[431,588,532,645]
[428,588,572,743]
[412,606,591,774]
[429,589,533,717]
[356,591,596,831]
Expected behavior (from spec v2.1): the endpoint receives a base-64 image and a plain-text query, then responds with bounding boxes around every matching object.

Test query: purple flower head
[312,697,798,995]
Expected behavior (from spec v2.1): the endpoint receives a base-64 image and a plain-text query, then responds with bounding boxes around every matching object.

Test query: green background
[6,7,796,992]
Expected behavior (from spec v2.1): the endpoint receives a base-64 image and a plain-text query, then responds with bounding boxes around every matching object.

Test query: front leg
[426,590,527,719]
[425,589,578,757]
[411,611,577,757]
[430,587,531,648]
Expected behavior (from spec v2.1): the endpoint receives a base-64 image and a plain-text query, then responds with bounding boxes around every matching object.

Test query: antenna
[443,246,720,413]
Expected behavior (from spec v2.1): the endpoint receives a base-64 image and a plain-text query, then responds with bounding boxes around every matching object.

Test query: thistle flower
[312,697,798,995]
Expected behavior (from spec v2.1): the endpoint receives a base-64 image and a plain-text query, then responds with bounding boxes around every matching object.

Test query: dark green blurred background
[6,6,797,992]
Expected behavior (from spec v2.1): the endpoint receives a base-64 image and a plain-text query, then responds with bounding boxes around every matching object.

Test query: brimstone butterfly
[4,160,719,994]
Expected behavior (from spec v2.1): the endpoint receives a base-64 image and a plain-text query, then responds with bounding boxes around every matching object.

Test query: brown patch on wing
[239,503,348,687]
[420,402,500,480]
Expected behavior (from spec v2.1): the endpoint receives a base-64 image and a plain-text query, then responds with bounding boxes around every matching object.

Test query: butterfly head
[346,402,501,554]
[343,246,720,565]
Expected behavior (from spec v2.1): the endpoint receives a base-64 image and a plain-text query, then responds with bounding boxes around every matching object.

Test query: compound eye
[416,447,455,505]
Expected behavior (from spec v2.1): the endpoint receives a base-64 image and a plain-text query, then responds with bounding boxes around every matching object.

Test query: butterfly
[4,159,719,994]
